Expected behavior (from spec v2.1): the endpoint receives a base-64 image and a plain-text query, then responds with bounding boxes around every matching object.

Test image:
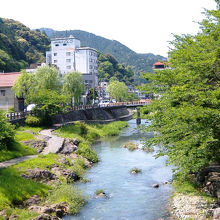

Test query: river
[64,119,173,220]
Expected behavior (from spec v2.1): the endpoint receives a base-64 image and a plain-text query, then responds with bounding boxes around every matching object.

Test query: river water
[64,119,173,220]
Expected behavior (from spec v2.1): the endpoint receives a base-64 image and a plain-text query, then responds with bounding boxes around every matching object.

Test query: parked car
[98,100,110,107]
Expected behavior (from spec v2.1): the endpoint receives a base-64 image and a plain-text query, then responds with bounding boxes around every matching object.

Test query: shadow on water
[64,119,173,220]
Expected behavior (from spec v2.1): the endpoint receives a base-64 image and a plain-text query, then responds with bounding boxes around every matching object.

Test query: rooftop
[0,72,20,88]
[153,62,165,66]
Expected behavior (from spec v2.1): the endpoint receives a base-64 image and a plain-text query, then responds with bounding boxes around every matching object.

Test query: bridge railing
[6,100,151,121]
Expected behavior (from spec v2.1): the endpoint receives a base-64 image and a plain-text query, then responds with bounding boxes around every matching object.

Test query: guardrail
[6,100,151,121]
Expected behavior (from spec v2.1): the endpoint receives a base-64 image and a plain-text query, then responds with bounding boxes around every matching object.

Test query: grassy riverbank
[0,121,128,219]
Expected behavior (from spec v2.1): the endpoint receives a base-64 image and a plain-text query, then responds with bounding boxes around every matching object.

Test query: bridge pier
[136,108,141,125]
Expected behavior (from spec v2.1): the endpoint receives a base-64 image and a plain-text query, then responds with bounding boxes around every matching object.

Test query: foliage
[107,81,128,101]
[0,18,50,72]
[0,167,49,210]
[25,115,41,127]
[34,65,61,92]
[62,71,85,106]
[12,70,35,99]
[141,4,220,176]
[0,111,15,150]
[76,143,99,163]
[46,183,85,214]
[41,28,166,76]
[28,89,67,125]
[98,52,134,85]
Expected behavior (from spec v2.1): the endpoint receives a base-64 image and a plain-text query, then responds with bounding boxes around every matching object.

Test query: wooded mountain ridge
[0,18,50,72]
[40,28,166,73]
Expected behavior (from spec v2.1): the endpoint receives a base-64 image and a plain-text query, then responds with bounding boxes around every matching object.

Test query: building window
[89,80,93,83]
[63,43,67,46]
[66,52,71,56]
[66,66,71,69]
[89,65,93,69]
[0,90,5,96]
[55,44,59,47]
[54,53,57,56]
[54,60,57,63]
[66,59,71,63]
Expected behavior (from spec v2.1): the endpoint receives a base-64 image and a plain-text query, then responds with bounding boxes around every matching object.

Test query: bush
[79,122,88,136]
[0,111,15,150]
[76,143,98,163]
[25,115,41,127]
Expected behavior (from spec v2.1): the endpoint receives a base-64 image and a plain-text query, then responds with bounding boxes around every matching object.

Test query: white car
[98,100,110,107]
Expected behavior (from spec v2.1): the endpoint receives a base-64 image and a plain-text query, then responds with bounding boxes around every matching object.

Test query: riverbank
[170,178,219,219]
[0,121,128,220]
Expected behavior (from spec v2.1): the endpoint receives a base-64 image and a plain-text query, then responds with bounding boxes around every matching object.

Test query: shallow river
[65,119,173,220]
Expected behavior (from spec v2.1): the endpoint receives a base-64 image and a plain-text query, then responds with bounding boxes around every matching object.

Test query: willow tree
[141,1,220,176]
[62,71,85,106]
[12,70,35,100]
[107,81,128,101]
[35,65,61,92]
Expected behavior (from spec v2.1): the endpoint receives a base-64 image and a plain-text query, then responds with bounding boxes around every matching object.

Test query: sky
[0,0,217,57]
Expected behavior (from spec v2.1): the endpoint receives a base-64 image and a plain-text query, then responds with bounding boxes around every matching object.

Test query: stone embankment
[171,163,220,219]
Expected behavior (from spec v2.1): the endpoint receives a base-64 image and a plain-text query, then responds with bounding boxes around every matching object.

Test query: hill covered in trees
[40,28,166,73]
[98,52,134,85]
[0,18,50,72]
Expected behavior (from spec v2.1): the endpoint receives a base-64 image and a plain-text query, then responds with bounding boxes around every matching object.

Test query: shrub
[25,115,41,127]
[0,111,15,150]
[76,143,98,163]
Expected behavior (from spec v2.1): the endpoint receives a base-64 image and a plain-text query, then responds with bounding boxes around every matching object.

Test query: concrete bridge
[6,100,150,124]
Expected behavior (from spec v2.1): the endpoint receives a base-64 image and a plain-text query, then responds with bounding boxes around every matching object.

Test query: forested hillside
[98,52,134,85]
[40,28,166,73]
[0,18,50,72]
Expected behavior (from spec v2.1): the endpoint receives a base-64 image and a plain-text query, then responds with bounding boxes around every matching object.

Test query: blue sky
[0,0,217,57]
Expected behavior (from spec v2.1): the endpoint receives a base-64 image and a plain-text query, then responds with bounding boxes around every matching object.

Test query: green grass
[0,142,37,162]
[14,154,60,172]
[55,121,128,143]
[46,183,86,214]
[172,178,216,203]
[123,142,139,151]
[3,208,39,220]
[15,131,35,142]
[76,143,99,163]
[0,167,50,210]
[16,126,43,133]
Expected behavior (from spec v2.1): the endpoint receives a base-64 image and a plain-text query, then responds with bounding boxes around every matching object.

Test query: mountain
[40,28,166,73]
[0,18,50,72]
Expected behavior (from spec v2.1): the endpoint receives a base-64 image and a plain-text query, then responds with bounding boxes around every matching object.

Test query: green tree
[141,2,220,176]
[35,65,60,92]
[0,111,15,150]
[62,72,85,106]
[107,81,128,101]
[12,70,35,101]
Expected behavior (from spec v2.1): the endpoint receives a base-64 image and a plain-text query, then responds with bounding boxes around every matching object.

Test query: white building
[46,35,98,88]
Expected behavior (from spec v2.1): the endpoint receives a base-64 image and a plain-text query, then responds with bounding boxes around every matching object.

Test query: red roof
[0,72,21,88]
[153,62,165,66]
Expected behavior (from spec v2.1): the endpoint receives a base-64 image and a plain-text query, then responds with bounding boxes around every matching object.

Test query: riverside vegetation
[0,113,128,219]
[141,1,220,218]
